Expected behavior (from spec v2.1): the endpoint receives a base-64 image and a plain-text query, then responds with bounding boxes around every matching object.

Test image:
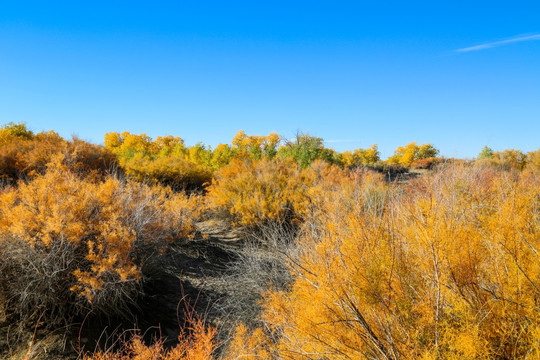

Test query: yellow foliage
[206,158,315,227]
[0,156,203,301]
[122,155,212,191]
[206,157,360,229]
[341,144,380,168]
[155,135,186,157]
[388,141,439,167]
[233,163,540,359]
[527,148,540,170]
[104,131,160,162]
[493,148,528,170]
[231,130,280,160]
[224,324,275,360]
[104,131,213,190]
[476,148,533,172]
[210,143,234,169]
[83,320,218,360]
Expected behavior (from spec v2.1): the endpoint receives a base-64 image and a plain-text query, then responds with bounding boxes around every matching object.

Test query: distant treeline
[2,122,538,190]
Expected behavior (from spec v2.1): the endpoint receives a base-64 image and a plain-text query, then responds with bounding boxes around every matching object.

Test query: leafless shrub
[0,237,142,332]
[215,221,296,342]
[0,164,202,334]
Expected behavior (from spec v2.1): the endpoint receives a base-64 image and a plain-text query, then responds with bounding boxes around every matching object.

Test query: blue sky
[1,1,539,158]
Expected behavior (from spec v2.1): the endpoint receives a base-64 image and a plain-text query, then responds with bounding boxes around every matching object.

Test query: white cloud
[456,33,540,52]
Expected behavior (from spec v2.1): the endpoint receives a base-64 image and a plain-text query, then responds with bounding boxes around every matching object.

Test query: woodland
[0,122,539,359]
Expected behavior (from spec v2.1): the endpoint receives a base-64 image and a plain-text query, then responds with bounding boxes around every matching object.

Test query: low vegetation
[1,122,539,359]
[227,164,540,359]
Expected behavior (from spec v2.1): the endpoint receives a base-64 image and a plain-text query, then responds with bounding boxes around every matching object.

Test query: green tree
[278,132,336,167]
[478,145,494,159]
[0,122,34,143]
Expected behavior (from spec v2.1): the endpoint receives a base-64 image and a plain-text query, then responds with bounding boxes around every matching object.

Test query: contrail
[456,33,540,52]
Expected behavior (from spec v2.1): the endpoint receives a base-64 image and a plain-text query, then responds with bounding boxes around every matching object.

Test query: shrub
[492,149,528,170]
[478,145,494,159]
[104,131,214,191]
[231,130,280,160]
[65,137,118,177]
[368,161,409,177]
[410,156,439,169]
[0,127,117,185]
[277,132,338,167]
[0,157,203,328]
[206,158,315,228]
[229,163,540,359]
[388,141,439,167]
[476,148,531,172]
[0,122,34,142]
[527,148,540,171]
[122,156,212,191]
[340,144,380,168]
[83,319,217,360]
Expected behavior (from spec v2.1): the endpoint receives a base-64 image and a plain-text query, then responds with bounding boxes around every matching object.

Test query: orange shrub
[0,157,203,326]
[0,124,117,184]
[224,324,276,360]
[410,156,439,169]
[206,158,315,228]
[206,158,366,234]
[83,320,217,360]
[229,164,540,359]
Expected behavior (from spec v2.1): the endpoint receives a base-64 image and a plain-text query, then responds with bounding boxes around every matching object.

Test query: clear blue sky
[1,1,539,159]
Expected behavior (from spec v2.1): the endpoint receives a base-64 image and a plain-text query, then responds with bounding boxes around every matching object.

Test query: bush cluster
[228,163,540,359]
[2,122,540,359]
[0,157,203,328]
[0,123,117,185]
